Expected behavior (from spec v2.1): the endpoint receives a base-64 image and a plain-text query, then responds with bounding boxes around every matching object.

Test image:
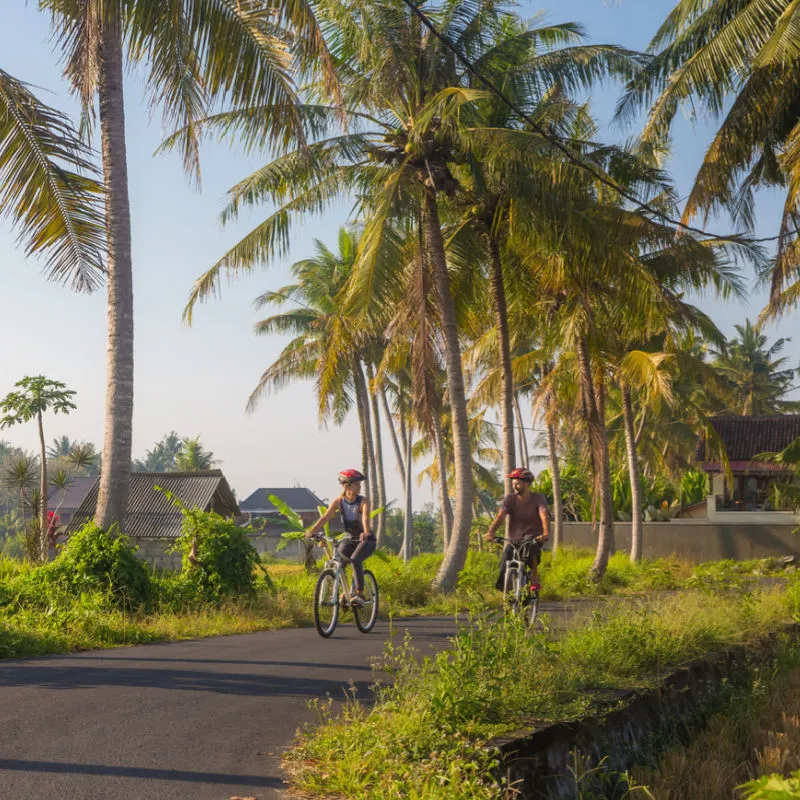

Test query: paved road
[0,603,595,800]
[0,617,461,800]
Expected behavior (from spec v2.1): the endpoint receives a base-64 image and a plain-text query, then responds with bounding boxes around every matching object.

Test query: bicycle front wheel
[503,567,521,616]
[354,570,379,633]
[526,591,540,627]
[313,569,339,638]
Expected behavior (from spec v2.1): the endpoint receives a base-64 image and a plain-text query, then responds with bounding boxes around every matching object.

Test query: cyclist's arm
[360,497,372,541]
[538,504,551,544]
[306,498,339,537]
[485,507,507,540]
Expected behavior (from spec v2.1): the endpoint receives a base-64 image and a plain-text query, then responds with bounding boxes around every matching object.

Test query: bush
[171,506,260,603]
[35,523,152,609]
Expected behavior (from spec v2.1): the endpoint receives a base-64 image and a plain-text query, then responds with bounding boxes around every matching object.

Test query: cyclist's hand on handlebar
[484,531,497,542]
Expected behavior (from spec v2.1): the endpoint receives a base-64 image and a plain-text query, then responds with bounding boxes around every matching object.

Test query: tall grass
[631,663,800,799]
[284,586,797,800]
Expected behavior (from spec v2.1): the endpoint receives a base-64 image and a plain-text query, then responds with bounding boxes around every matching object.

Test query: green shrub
[740,772,800,799]
[170,506,260,603]
[35,523,152,609]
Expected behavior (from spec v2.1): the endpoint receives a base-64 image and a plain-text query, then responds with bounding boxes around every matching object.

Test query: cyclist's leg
[349,537,376,593]
[527,543,542,588]
[495,543,512,591]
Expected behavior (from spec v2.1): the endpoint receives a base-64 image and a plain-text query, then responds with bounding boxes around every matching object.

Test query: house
[239,487,329,559]
[47,476,97,528]
[66,470,240,568]
[696,415,800,523]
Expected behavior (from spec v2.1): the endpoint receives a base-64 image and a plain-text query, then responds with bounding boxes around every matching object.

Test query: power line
[399,0,792,247]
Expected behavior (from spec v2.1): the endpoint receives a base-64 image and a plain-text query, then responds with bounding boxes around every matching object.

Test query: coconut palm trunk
[433,410,453,550]
[355,363,378,509]
[546,419,563,557]
[575,337,614,579]
[94,15,134,533]
[353,359,371,485]
[380,386,406,479]
[402,424,413,561]
[621,384,644,563]
[426,192,474,592]
[513,392,530,467]
[487,236,515,493]
[365,363,387,545]
[37,410,48,562]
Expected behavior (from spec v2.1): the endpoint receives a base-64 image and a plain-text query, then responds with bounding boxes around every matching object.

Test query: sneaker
[351,594,365,608]
[528,582,541,594]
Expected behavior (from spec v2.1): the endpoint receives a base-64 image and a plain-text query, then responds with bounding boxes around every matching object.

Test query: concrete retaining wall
[560,521,800,562]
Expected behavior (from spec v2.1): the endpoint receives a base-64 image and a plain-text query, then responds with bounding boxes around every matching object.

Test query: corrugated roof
[67,470,240,538]
[697,415,800,461]
[240,487,325,512]
[47,476,97,512]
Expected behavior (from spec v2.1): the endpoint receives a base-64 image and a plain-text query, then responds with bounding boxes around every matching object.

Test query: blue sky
[1,0,797,508]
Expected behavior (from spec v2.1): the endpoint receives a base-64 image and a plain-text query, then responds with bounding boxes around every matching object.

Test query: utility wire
[399,0,792,247]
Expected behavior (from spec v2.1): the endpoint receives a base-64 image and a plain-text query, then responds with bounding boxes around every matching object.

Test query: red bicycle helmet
[507,467,534,483]
[338,468,366,485]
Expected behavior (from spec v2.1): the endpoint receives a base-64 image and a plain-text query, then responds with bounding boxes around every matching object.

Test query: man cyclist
[306,469,375,607]
[485,468,550,593]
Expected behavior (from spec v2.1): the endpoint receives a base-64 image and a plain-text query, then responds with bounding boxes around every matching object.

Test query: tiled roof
[239,487,325,513]
[47,476,97,512]
[697,415,800,461]
[67,470,240,538]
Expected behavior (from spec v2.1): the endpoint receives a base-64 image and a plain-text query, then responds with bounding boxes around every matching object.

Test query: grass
[629,660,800,799]
[283,584,800,800]
[0,545,794,661]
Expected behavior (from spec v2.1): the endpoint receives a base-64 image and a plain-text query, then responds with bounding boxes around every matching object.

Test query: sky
[1,0,798,509]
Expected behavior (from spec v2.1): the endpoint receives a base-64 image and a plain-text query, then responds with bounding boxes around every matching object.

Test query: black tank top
[340,494,365,535]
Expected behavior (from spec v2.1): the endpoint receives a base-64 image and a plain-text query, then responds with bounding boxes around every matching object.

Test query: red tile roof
[697,415,800,461]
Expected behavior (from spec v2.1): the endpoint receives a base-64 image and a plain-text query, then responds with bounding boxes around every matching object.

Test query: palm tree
[711,319,800,415]
[47,436,75,460]
[181,0,539,591]
[174,436,217,471]
[3,453,38,560]
[0,68,104,288]
[617,0,800,318]
[42,0,338,531]
[247,228,391,532]
[449,17,640,496]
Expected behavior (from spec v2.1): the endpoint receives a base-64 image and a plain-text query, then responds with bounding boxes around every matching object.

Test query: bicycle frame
[315,534,359,606]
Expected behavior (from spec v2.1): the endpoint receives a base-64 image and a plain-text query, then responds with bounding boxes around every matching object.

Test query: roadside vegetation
[630,662,800,799]
[284,585,800,800]
[1,507,796,660]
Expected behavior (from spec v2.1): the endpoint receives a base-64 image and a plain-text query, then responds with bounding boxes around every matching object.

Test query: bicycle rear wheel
[353,570,379,633]
[313,569,339,638]
[503,567,521,616]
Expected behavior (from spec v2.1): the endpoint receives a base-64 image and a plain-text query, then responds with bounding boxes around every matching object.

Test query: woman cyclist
[306,469,375,606]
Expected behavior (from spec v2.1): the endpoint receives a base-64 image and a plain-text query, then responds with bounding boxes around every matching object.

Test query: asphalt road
[0,616,461,800]
[0,602,595,800]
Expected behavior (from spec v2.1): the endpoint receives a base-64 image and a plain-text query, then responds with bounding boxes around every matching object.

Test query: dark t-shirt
[501,492,548,543]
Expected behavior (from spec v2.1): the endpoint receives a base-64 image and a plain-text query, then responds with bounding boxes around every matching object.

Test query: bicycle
[311,533,379,638]
[489,536,541,626]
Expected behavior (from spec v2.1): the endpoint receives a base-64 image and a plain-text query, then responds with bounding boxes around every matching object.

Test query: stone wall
[133,538,182,571]
[132,531,306,571]
[493,633,795,799]
[560,520,800,562]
